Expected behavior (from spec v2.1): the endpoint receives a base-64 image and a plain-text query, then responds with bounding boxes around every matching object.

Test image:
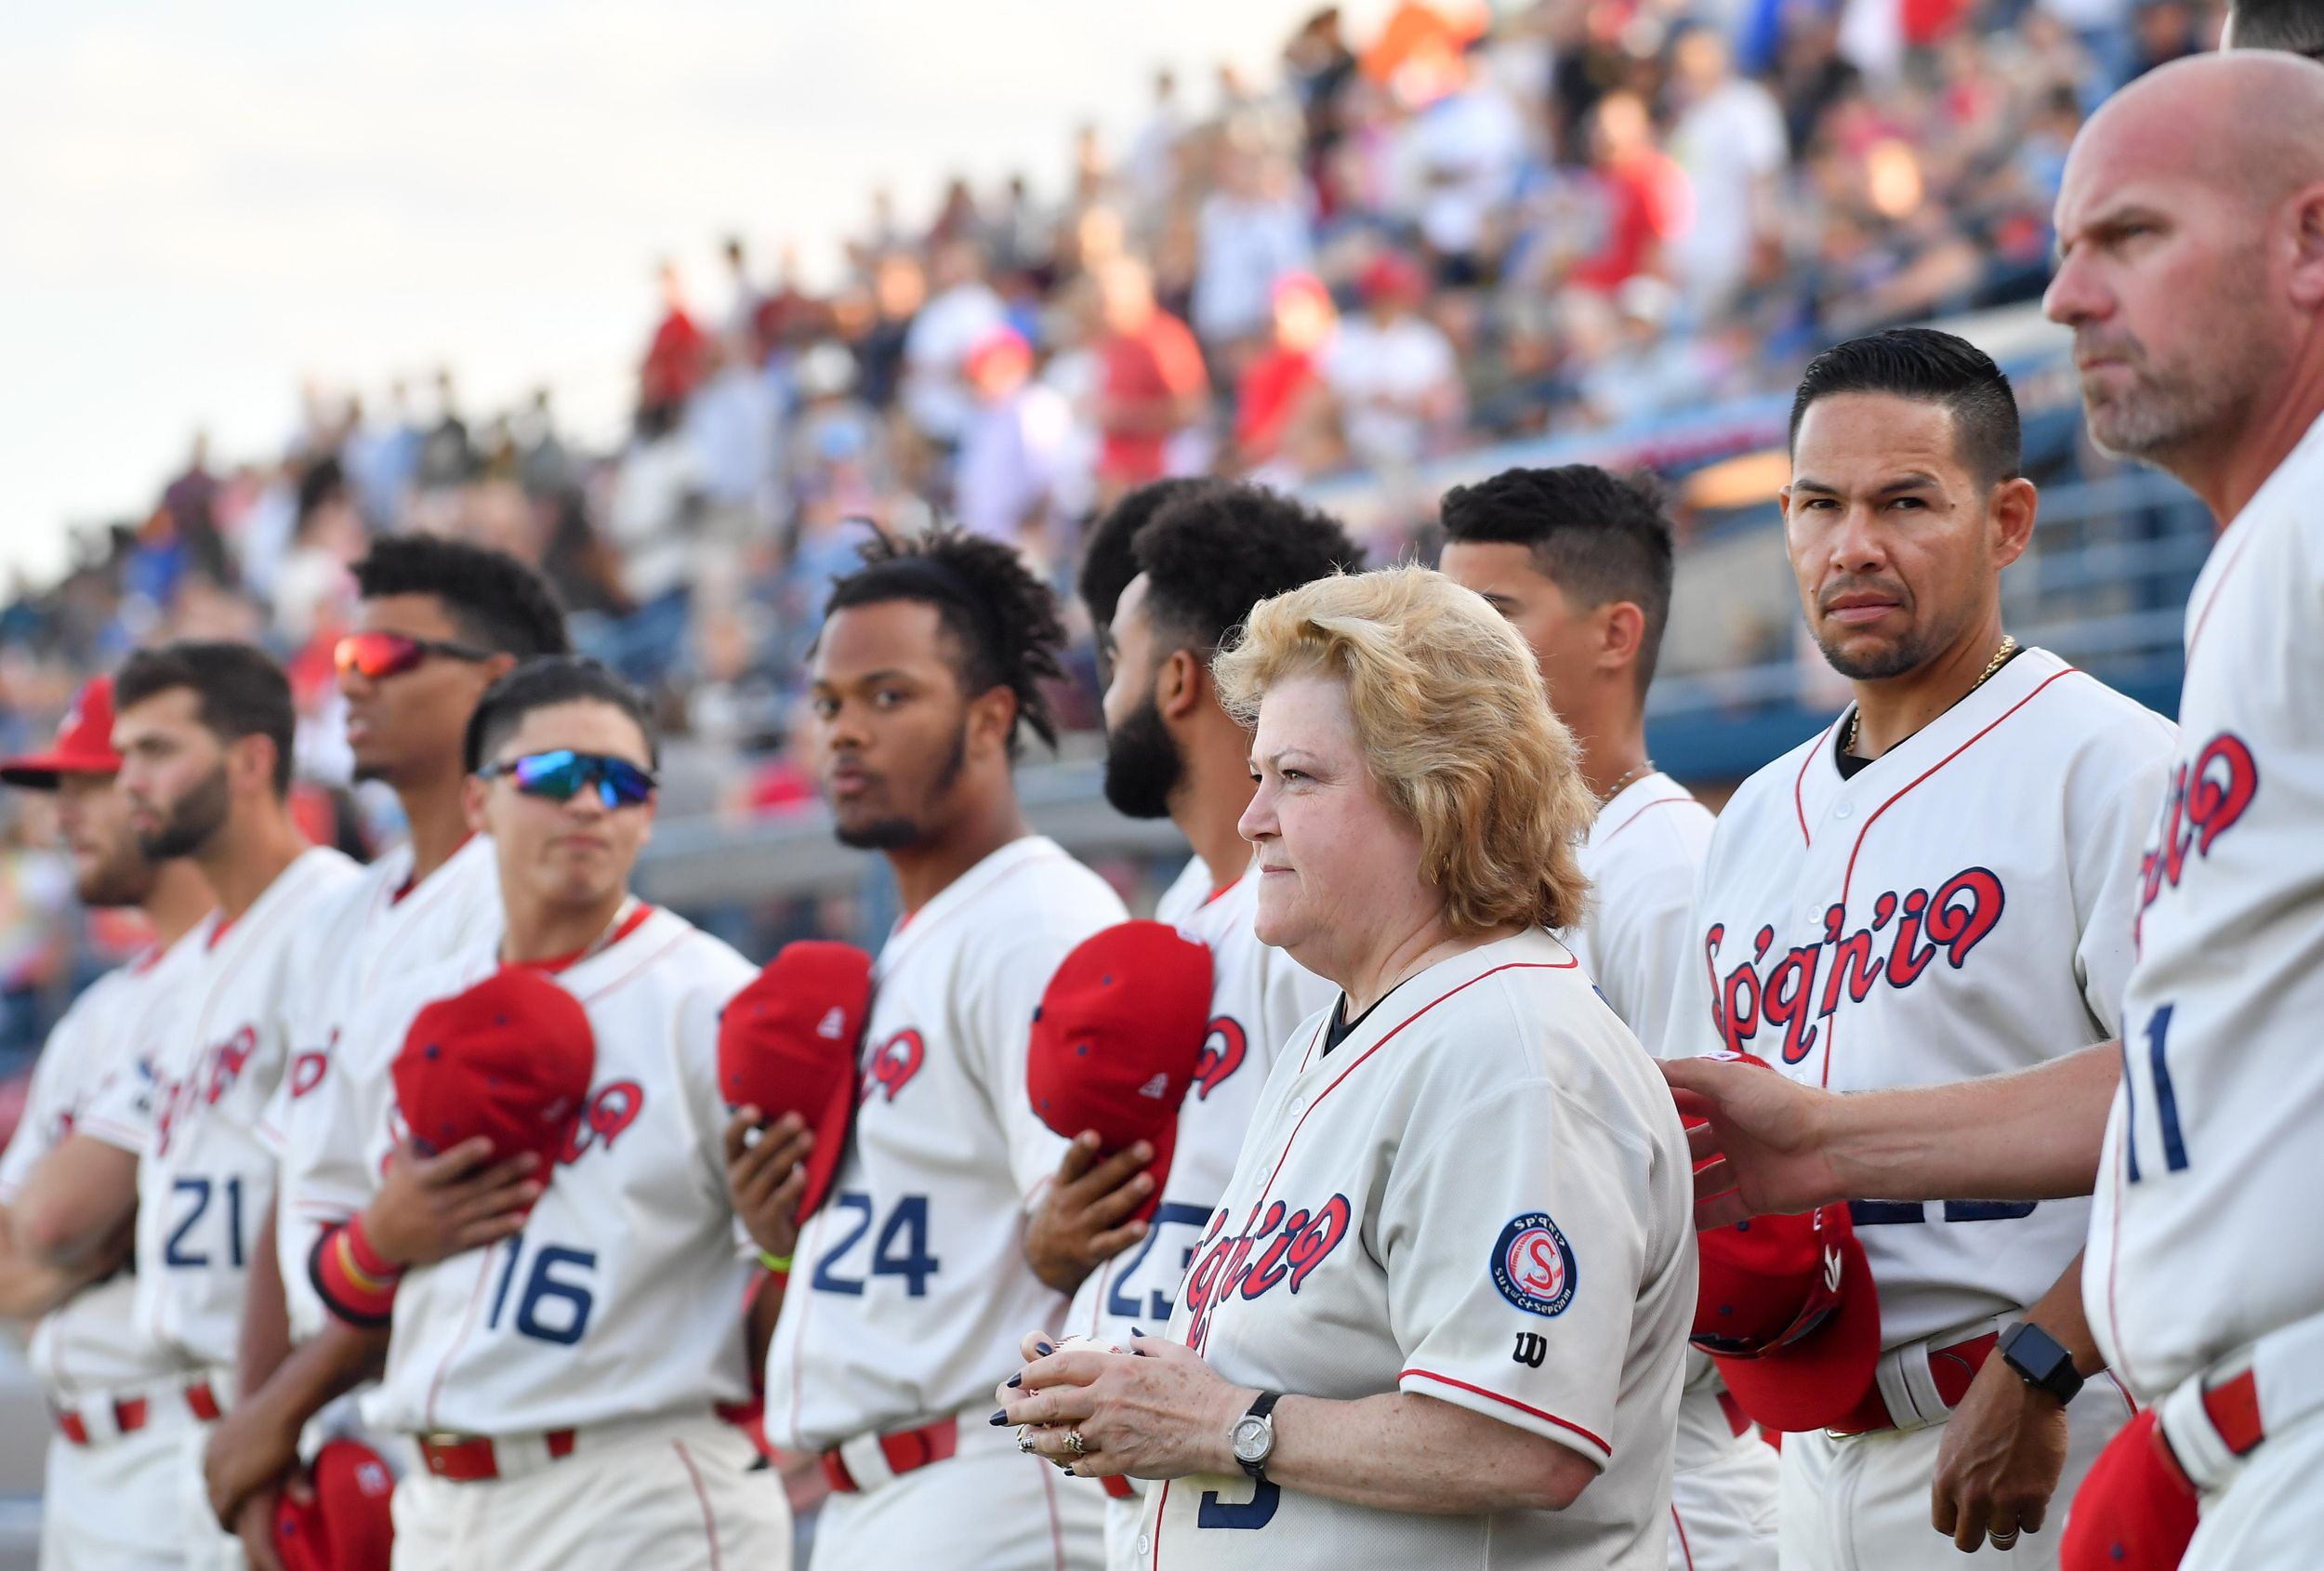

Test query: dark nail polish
[1036,1340,1055,1356]
[1006,1373,1023,1388]
[1129,1327,1145,1338]
[987,1408,1009,1426]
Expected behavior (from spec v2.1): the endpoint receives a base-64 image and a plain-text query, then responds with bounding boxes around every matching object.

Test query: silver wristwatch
[1230,1391,1282,1480]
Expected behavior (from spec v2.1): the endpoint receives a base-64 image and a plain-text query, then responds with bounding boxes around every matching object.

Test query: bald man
[1664,52,2324,1569]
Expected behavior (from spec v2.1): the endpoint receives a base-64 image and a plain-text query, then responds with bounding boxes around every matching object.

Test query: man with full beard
[759,528,1126,1568]
[111,641,363,1570]
[1029,482,1356,1571]
[0,677,216,1567]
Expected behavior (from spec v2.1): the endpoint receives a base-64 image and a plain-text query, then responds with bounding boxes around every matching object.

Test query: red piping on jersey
[1817,668,2083,1088]
[1598,792,1694,849]
[672,1440,725,1571]
[424,1245,502,1431]
[1399,1367,1613,1458]
[877,842,1061,980]
[2186,521,2261,663]
[1261,959,1576,1214]
[1150,1480,1169,1568]
[1671,1504,1697,1571]
[2101,1368,2139,1416]
[390,833,474,905]
[206,915,239,951]
[1792,719,1842,849]
[517,904,655,976]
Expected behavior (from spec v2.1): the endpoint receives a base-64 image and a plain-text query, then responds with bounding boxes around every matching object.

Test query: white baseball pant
[1777,1373,2133,1571]
[2181,1406,2324,1571]
[389,1414,787,1571]
[37,1423,194,1571]
[807,1417,1104,1570]
[1669,1386,1779,1571]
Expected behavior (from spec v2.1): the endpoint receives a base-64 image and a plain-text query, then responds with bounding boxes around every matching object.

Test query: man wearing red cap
[204,536,568,1558]
[1030,482,1352,1570]
[0,677,219,1567]
[307,657,795,1570]
[763,530,1126,1568]
[105,641,364,1571]
[1664,330,2172,1568]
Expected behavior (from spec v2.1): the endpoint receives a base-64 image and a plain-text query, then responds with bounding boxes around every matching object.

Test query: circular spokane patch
[1491,1211,1578,1317]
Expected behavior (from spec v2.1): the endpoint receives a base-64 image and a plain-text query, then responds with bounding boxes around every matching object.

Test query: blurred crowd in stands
[0,0,2216,1048]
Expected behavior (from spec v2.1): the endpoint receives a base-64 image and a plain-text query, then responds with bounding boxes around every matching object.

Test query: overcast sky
[1,0,1387,584]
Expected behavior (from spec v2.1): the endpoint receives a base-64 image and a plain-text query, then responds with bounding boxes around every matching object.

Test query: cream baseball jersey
[361,905,761,1437]
[258,833,503,1341]
[767,836,1127,1452]
[1673,646,2172,1347]
[1142,929,1696,1569]
[0,930,204,1399]
[1564,772,1715,1061]
[133,846,360,1370]
[1153,854,1216,926]
[2091,415,2324,1401]
[1065,865,1337,1355]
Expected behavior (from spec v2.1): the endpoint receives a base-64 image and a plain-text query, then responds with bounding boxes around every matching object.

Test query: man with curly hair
[749,527,1127,1568]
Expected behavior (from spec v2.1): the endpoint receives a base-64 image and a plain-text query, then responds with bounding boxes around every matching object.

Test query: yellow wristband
[759,1251,794,1274]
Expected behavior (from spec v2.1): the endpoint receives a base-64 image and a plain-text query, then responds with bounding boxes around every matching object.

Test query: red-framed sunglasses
[334,631,495,681]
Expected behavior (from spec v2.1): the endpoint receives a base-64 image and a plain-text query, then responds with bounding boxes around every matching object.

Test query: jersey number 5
[809,1192,941,1297]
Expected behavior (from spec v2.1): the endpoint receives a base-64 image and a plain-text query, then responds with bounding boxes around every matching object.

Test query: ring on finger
[1065,1429,1088,1457]
[1990,1529,2020,1549]
[1015,1426,1034,1455]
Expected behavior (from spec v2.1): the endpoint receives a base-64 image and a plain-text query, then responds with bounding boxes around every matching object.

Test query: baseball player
[107,642,364,1569]
[1075,476,1220,925]
[0,678,217,1568]
[1440,464,1776,1571]
[759,528,1126,1569]
[1032,484,1352,1568]
[1668,329,2172,1568]
[1668,56,2324,1571]
[204,537,568,1551]
[310,656,791,1570]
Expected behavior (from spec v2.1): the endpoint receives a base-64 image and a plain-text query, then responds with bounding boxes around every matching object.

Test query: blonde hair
[1214,565,1595,936]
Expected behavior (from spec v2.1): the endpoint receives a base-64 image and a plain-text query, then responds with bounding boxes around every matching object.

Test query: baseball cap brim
[795,1057,858,1223]
[1131,1112,1179,1226]
[1706,1223,1882,1432]
[0,750,113,789]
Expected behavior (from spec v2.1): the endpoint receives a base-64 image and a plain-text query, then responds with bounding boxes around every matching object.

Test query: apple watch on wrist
[1999,1320,2087,1406]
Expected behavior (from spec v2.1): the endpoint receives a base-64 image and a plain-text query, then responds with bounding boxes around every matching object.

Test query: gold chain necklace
[1598,759,1656,806]
[1845,636,2017,757]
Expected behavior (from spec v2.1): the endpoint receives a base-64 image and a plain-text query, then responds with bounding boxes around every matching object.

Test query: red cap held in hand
[272,1436,396,1571]
[2059,1408,2199,1571]
[392,968,596,1182]
[0,677,122,787]
[717,941,873,1223]
[1687,1052,1882,1433]
[1028,921,1212,1223]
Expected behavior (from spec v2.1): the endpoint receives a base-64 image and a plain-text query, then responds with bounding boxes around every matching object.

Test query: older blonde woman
[995,566,1697,1568]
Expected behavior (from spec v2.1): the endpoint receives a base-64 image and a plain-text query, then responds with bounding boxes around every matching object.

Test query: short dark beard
[1813,627,1938,682]
[136,764,231,861]
[833,719,970,852]
[1102,691,1184,820]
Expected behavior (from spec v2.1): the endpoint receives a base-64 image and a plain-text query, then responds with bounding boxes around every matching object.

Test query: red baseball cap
[1687,1055,1882,1432]
[392,968,596,1182]
[0,677,121,788]
[717,941,873,1223]
[1028,921,1212,1223]
[2058,1408,2199,1570]
[272,1437,396,1571]
[1357,251,1427,305]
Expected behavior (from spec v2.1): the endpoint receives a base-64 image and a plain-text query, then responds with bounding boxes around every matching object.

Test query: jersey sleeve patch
[1490,1211,1578,1318]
